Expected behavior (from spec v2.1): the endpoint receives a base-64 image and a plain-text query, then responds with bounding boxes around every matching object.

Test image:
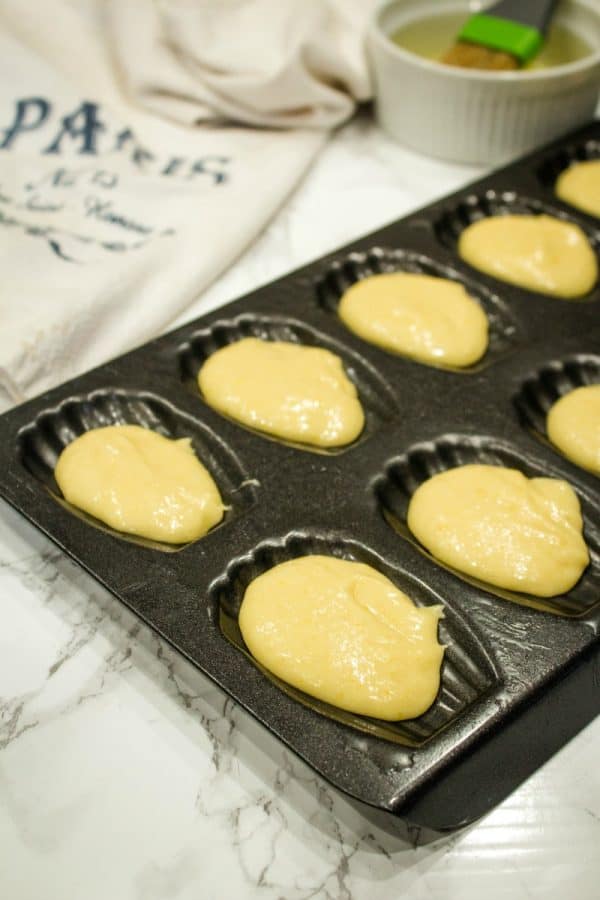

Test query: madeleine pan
[0,121,599,839]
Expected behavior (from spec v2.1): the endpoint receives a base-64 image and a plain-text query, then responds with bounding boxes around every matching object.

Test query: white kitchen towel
[0,0,377,410]
[107,0,377,129]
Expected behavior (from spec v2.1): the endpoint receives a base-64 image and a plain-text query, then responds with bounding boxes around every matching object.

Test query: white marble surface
[2,113,600,900]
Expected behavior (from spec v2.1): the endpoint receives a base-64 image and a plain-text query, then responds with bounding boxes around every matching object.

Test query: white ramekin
[368,0,600,165]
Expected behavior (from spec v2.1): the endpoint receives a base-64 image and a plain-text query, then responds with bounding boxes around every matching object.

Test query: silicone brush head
[442,0,559,70]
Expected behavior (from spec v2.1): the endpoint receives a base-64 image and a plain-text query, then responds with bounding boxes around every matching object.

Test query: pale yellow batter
[556,160,600,219]
[198,337,364,447]
[239,555,444,721]
[547,384,600,476]
[407,464,589,598]
[338,273,489,367]
[458,214,598,298]
[55,425,224,543]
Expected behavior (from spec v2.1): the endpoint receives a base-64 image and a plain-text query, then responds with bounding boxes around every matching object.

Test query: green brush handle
[458,0,560,62]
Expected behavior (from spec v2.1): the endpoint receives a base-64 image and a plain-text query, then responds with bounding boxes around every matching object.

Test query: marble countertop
[2,113,600,900]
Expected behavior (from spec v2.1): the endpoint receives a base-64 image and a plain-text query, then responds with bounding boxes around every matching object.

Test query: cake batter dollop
[338,272,489,367]
[55,425,224,543]
[239,555,444,721]
[556,160,600,219]
[198,337,364,447]
[407,464,589,597]
[458,214,597,298]
[547,384,600,475]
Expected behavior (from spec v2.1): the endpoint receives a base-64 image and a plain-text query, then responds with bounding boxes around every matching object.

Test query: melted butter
[238,555,444,721]
[338,272,488,367]
[547,384,600,475]
[556,160,600,219]
[390,12,593,69]
[458,214,598,298]
[198,337,364,447]
[407,464,589,597]
[54,425,224,543]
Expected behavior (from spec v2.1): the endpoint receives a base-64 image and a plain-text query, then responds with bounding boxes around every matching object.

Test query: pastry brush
[442,0,560,70]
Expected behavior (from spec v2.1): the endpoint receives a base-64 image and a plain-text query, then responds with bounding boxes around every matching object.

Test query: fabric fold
[0,0,376,408]
[107,0,377,129]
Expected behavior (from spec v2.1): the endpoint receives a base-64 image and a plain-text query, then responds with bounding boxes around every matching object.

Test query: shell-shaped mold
[376,434,600,617]
[537,138,600,193]
[178,314,398,453]
[514,354,600,440]
[314,247,519,369]
[210,531,500,747]
[17,389,257,550]
[435,190,600,267]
